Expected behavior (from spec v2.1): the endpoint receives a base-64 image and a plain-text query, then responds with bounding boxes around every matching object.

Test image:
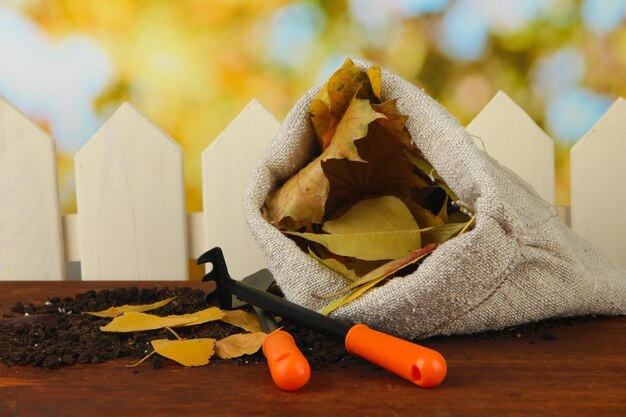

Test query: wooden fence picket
[466,91,556,205]
[1,91,624,280]
[75,103,188,280]
[201,99,280,280]
[0,97,65,280]
[571,97,626,269]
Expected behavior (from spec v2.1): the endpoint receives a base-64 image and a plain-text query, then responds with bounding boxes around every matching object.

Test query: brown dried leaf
[322,121,428,219]
[265,98,383,229]
[311,59,377,150]
[215,332,267,359]
[221,310,263,333]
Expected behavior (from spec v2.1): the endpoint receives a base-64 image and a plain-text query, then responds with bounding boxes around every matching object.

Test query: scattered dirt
[0,287,361,369]
[0,286,597,369]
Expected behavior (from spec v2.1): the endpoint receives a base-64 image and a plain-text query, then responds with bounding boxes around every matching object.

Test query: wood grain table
[0,281,624,417]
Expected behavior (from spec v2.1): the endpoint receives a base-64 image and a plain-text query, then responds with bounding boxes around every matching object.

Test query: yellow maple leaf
[215,332,267,359]
[84,297,176,318]
[221,310,262,333]
[152,338,216,367]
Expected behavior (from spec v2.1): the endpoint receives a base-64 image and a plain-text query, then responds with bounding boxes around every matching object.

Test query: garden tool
[198,247,447,388]
[205,262,311,392]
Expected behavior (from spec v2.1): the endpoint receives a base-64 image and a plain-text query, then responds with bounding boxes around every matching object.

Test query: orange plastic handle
[345,324,447,388]
[262,330,311,391]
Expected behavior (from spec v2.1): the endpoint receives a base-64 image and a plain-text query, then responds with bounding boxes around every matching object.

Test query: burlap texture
[244,60,626,339]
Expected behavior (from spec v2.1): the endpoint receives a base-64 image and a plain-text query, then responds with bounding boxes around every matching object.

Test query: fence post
[0,97,65,280]
[466,91,556,205]
[75,103,188,280]
[571,97,626,269]
[201,99,280,280]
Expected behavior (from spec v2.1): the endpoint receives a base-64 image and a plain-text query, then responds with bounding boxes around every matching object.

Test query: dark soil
[0,286,597,369]
[0,287,362,369]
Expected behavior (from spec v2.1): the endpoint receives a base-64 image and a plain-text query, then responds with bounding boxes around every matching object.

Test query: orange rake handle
[345,324,447,388]
[262,330,311,392]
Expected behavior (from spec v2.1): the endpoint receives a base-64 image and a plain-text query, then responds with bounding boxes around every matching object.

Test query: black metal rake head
[196,246,236,310]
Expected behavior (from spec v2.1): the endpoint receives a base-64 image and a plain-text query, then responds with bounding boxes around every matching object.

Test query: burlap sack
[244,60,626,339]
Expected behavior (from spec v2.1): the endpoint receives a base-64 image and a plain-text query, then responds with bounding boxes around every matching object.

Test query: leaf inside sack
[421,221,473,245]
[311,59,380,150]
[151,338,216,367]
[404,150,459,201]
[320,243,438,315]
[287,196,422,261]
[309,248,360,281]
[367,65,382,101]
[221,310,263,333]
[215,332,268,359]
[322,119,428,219]
[265,98,384,230]
[84,297,176,318]
[100,307,225,332]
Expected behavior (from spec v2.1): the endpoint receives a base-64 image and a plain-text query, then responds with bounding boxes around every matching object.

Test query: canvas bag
[244,60,626,339]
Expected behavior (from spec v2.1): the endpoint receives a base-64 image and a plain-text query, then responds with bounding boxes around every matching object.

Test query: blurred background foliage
[1,0,625,211]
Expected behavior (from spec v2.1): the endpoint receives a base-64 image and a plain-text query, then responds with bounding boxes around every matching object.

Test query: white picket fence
[1,91,625,281]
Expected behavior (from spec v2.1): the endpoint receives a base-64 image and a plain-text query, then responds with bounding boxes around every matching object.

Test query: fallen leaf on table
[177,307,226,327]
[215,332,267,359]
[100,307,225,332]
[84,297,176,318]
[221,310,263,333]
[100,311,198,332]
[152,338,216,367]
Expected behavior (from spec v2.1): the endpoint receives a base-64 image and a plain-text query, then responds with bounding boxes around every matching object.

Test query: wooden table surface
[0,281,624,417]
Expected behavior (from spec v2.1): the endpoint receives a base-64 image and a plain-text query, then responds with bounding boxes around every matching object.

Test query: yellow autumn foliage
[84,297,176,318]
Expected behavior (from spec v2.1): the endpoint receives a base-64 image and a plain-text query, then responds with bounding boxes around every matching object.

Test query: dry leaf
[322,120,428,219]
[287,196,422,261]
[215,332,267,359]
[421,221,471,245]
[263,59,475,313]
[367,65,382,101]
[265,98,383,229]
[100,307,225,332]
[100,311,198,332]
[177,307,226,327]
[311,59,379,150]
[151,338,216,367]
[320,244,439,315]
[84,297,176,318]
[221,310,263,333]
[309,248,359,282]
[404,150,459,202]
